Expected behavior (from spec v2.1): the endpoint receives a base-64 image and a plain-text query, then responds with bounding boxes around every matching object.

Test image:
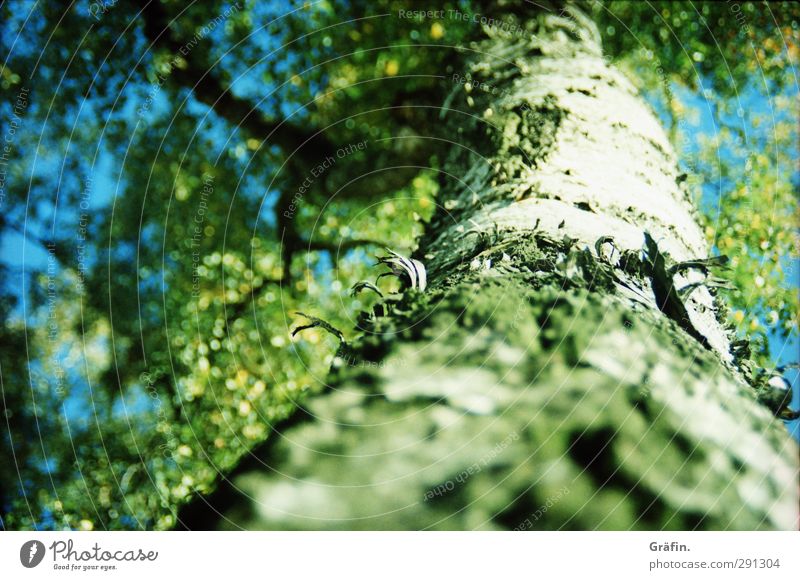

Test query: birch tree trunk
[177,2,799,530]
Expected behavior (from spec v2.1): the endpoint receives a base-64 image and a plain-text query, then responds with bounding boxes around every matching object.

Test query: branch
[221,237,380,330]
[304,237,384,254]
[136,1,334,160]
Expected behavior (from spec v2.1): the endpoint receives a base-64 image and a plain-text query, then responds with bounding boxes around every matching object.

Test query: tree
[0,0,797,531]
[175,2,798,530]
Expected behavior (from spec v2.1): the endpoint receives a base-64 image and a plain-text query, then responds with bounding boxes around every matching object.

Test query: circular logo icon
[20,540,46,568]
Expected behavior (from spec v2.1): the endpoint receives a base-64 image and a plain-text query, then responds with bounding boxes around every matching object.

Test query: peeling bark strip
[177,2,799,530]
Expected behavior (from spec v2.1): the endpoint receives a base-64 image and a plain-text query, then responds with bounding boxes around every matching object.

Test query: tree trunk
[177,2,798,530]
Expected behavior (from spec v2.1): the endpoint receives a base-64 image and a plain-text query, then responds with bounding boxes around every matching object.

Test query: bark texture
[177,2,799,530]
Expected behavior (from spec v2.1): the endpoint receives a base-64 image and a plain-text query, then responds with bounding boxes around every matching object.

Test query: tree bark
[176,2,799,530]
